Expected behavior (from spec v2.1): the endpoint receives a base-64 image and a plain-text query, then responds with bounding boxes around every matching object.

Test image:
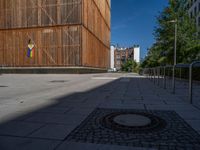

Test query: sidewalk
[0,73,199,150]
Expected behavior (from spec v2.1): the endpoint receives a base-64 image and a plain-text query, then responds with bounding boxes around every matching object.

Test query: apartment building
[114,46,140,71]
[185,0,200,31]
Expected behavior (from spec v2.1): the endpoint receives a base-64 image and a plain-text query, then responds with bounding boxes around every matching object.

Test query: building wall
[0,0,82,29]
[110,46,115,69]
[186,0,200,31]
[82,0,110,68]
[0,26,81,67]
[114,46,140,70]
[0,0,110,68]
[114,49,125,70]
[134,46,140,63]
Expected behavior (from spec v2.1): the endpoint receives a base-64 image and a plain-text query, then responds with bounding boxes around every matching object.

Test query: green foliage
[142,0,199,68]
[121,59,139,73]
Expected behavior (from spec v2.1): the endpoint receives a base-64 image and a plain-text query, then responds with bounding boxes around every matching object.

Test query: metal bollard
[154,68,156,84]
[157,67,160,86]
[189,61,200,104]
[163,67,166,89]
[172,66,176,94]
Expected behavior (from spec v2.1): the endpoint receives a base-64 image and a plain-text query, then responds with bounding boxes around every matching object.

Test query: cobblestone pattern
[66,108,200,150]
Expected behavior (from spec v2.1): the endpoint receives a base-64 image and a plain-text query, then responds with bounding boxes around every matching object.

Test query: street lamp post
[174,20,177,66]
[169,19,177,94]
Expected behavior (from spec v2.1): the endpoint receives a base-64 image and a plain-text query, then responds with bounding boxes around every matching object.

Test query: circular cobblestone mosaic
[67,108,200,149]
[100,112,167,133]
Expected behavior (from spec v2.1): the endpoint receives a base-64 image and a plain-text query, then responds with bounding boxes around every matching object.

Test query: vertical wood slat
[0,0,110,69]
[1,26,81,67]
[82,0,110,48]
[82,26,109,68]
[81,0,110,68]
[0,0,82,29]
[0,31,4,65]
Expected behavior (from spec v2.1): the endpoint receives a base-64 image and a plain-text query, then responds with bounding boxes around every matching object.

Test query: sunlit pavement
[0,73,200,150]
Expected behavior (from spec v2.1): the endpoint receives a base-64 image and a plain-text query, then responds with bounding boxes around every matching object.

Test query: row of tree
[141,0,200,68]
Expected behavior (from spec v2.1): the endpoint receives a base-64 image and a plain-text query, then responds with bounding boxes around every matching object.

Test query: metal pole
[157,67,160,86]
[172,21,177,94]
[154,68,156,84]
[157,67,159,85]
[174,22,177,66]
[189,64,193,104]
[163,67,166,89]
[189,61,200,104]
[172,66,175,94]
[149,68,150,79]
[150,69,151,80]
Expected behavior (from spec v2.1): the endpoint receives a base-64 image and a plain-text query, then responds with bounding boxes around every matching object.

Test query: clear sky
[111,0,168,59]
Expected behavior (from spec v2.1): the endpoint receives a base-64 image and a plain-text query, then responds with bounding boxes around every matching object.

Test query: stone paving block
[0,121,44,136]
[186,120,200,131]
[99,104,145,109]
[146,104,199,111]
[14,112,37,121]
[57,142,157,150]
[25,113,88,125]
[0,136,60,150]
[145,104,177,110]
[142,102,167,106]
[176,110,200,120]
[29,124,75,140]
[66,108,94,116]
[0,111,31,124]
[168,104,198,111]
[37,107,71,114]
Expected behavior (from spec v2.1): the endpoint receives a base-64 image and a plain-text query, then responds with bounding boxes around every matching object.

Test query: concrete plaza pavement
[0,73,200,150]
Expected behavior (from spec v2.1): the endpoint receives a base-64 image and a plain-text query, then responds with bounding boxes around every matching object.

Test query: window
[117,61,120,65]
[199,3,200,11]
[198,17,200,26]
[190,12,193,18]
[194,7,197,16]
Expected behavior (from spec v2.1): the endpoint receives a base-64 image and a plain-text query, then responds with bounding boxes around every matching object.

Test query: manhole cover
[50,80,68,83]
[113,114,151,127]
[0,85,8,88]
[100,112,166,133]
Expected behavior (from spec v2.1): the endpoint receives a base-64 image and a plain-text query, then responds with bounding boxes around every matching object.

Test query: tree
[121,59,139,72]
[142,0,199,68]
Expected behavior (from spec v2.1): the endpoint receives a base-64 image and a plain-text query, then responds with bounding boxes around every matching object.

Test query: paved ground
[0,73,200,150]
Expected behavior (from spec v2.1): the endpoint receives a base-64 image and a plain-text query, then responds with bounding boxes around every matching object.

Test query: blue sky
[111,0,168,59]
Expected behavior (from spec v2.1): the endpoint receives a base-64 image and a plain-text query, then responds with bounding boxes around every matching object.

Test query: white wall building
[110,45,115,69]
[134,46,140,63]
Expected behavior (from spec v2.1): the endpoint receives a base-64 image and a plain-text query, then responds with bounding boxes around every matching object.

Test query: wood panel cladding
[0,26,81,67]
[0,0,82,29]
[82,0,110,47]
[0,0,110,68]
[82,27,109,68]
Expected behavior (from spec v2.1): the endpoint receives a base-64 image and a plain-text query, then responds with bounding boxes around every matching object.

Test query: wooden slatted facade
[0,0,110,68]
